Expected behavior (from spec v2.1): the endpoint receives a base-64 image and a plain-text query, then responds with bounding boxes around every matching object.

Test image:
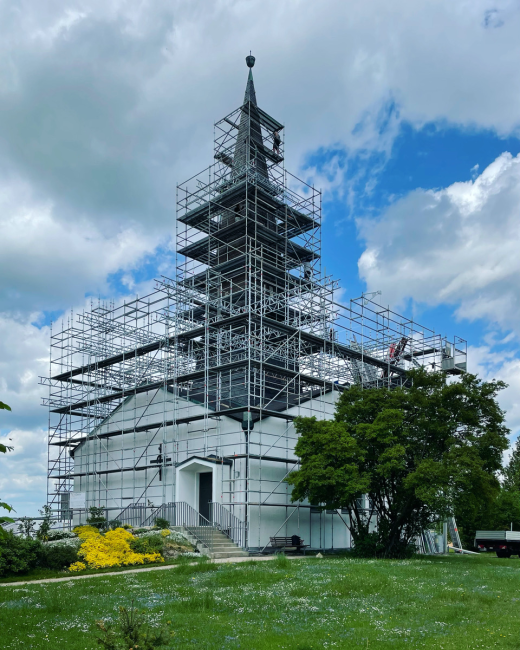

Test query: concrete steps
[182,526,248,559]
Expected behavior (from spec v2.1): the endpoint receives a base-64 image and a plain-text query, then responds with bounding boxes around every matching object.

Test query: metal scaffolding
[42,56,467,548]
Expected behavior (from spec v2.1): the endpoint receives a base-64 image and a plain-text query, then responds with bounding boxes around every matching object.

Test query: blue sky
[319,122,520,341]
[1,0,520,516]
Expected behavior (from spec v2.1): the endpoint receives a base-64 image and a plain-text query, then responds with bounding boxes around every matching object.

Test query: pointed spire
[244,54,257,105]
[233,54,268,180]
[244,68,257,105]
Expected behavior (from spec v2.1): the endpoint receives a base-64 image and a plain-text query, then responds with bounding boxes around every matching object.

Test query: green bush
[0,532,42,576]
[41,544,79,570]
[129,534,164,555]
[154,517,170,529]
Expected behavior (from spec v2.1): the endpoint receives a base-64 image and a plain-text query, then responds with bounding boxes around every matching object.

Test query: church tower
[175,54,327,426]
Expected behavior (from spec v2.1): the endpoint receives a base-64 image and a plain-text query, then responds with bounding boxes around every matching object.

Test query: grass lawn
[1,553,519,649]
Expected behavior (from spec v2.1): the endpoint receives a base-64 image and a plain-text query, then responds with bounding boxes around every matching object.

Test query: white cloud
[358,152,520,332]
[0,0,518,233]
[0,280,167,516]
[469,345,520,446]
[2,0,520,318]
[0,177,163,313]
[0,314,48,424]
[0,428,47,516]
[358,153,520,454]
[0,312,50,513]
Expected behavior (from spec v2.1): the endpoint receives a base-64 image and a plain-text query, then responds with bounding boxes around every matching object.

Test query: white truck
[475,531,520,558]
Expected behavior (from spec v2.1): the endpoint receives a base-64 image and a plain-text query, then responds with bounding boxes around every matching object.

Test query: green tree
[287,370,509,557]
[86,506,107,531]
[503,436,520,492]
[491,488,520,531]
[485,439,520,536]
[36,505,53,541]
[0,401,14,535]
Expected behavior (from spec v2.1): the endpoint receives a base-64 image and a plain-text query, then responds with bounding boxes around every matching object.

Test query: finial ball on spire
[246,54,255,68]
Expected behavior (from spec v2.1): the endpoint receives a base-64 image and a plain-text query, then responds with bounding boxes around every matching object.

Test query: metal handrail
[140,505,166,527]
[44,500,247,553]
[142,502,247,552]
[118,503,155,528]
[173,502,218,552]
[210,502,247,549]
[138,502,219,552]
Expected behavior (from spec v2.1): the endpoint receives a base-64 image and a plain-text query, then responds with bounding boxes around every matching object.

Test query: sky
[1,0,520,516]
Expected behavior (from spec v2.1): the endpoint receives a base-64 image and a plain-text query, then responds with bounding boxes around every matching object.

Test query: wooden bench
[270,535,308,552]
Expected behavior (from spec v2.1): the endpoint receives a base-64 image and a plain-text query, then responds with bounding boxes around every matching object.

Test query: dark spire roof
[243,68,257,105]
[233,55,268,181]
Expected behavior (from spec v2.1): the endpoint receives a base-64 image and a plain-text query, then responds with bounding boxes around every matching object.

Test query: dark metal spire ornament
[233,54,266,179]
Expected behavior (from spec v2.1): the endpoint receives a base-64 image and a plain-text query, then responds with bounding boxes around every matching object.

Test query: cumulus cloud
[0,315,50,513]
[358,152,520,332]
[0,177,163,313]
[0,0,519,233]
[0,428,47,516]
[2,0,520,317]
[469,345,520,446]
[0,314,48,426]
[0,283,164,515]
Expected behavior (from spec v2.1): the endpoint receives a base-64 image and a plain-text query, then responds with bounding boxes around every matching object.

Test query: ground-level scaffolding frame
[42,273,467,549]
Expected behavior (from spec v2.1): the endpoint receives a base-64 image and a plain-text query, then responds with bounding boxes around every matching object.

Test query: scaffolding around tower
[41,57,468,550]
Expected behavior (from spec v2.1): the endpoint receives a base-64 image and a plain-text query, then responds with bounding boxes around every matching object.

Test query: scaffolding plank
[259,316,405,375]
[178,180,317,236]
[53,454,299,480]
[178,219,316,265]
[256,141,283,165]
[51,339,167,381]
[50,313,249,381]
[50,309,404,414]
[51,406,298,447]
[241,103,284,132]
[51,357,336,415]
[50,464,160,480]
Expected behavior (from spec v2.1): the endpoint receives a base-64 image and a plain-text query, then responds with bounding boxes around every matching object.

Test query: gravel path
[0,554,305,587]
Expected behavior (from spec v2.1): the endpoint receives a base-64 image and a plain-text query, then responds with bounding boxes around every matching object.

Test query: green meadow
[1,553,518,649]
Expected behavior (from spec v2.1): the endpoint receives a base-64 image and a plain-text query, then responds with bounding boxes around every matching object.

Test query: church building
[45,56,467,552]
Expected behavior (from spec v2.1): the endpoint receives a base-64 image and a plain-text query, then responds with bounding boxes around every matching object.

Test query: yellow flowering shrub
[73,525,102,540]
[69,527,163,572]
[160,529,171,537]
[69,561,87,572]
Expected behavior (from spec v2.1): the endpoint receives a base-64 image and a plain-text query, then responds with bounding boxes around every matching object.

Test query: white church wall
[72,386,353,549]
